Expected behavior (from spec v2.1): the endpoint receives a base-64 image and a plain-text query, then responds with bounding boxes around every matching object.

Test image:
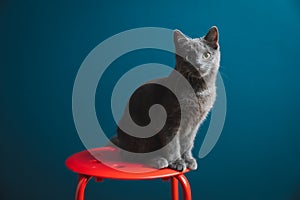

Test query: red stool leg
[75,174,92,200]
[176,174,192,200]
[171,177,179,200]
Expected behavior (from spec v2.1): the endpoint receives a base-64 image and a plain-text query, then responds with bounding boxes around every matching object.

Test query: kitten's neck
[173,56,217,95]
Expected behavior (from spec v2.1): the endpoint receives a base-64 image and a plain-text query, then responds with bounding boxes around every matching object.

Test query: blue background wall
[1,0,300,199]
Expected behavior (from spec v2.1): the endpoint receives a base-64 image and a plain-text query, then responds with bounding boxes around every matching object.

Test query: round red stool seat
[66,146,192,200]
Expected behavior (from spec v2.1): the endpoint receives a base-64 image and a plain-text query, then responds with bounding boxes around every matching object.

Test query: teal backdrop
[1,0,300,199]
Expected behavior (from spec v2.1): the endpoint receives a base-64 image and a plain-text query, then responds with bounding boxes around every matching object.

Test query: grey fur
[113,26,220,171]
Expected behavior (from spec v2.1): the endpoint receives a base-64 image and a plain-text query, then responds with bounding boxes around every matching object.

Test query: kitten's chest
[178,89,216,121]
[176,91,215,137]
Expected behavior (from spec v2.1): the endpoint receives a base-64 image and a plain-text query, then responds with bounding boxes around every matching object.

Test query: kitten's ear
[174,29,188,49]
[204,26,219,49]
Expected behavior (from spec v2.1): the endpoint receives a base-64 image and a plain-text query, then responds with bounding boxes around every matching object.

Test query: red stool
[66,146,192,200]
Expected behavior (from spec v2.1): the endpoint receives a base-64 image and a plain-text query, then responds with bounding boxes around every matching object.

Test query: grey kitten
[111,26,220,171]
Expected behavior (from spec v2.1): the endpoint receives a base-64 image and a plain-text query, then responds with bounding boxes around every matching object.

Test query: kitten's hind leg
[148,157,169,169]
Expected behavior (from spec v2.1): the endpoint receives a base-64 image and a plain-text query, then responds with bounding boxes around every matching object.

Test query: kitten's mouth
[196,65,211,77]
[186,61,210,78]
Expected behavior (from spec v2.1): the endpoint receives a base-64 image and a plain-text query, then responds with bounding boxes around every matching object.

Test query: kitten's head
[174,26,220,78]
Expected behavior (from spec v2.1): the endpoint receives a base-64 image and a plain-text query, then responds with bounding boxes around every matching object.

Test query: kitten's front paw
[185,157,198,170]
[169,159,186,171]
[149,157,169,169]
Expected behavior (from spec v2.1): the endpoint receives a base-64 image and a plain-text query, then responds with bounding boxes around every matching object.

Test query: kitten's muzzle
[196,64,210,74]
[194,63,205,71]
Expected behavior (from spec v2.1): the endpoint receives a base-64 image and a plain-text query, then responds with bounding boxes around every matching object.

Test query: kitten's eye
[202,52,211,60]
